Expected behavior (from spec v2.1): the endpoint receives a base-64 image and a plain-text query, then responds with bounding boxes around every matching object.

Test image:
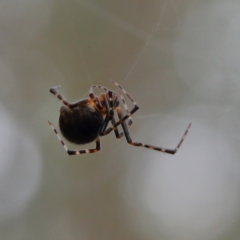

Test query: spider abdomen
[59,105,104,145]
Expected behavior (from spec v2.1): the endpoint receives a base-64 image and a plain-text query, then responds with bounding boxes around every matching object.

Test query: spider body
[48,81,191,155]
[58,91,120,145]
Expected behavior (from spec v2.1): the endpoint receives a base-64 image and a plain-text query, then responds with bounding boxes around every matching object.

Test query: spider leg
[111,117,124,138]
[89,92,103,110]
[103,103,139,135]
[99,92,124,138]
[48,121,101,155]
[118,90,133,128]
[116,106,191,154]
[110,80,138,128]
[50,86,94,109]
[110,80,137,108]
[92,83,132,127]
[49,86,72,107]
[99,115,124,138]
[92,85,112,92]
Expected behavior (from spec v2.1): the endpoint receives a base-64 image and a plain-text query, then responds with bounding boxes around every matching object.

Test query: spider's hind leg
[115,105,191,154]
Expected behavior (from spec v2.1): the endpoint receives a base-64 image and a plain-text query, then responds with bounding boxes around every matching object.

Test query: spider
[48,80,191,155]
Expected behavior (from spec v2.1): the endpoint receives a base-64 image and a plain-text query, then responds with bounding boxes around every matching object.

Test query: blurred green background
[0,0,240,239]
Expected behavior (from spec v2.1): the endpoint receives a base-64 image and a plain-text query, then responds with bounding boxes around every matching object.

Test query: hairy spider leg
[48,121,101,155]
[115,106,191,154]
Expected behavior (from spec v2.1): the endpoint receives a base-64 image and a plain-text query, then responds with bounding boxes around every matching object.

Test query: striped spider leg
[110,80,137,129]
[110,80,136,128]
[117,111,191,154]
[106,81,191,154]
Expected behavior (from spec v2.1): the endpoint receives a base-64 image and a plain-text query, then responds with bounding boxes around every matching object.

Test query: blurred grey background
[0,0,240,239]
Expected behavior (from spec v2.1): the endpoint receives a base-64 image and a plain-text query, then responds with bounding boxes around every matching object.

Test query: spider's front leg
[110,80,139,129]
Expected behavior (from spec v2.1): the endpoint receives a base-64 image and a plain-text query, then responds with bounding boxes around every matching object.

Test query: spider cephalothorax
[48,81,191,155]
